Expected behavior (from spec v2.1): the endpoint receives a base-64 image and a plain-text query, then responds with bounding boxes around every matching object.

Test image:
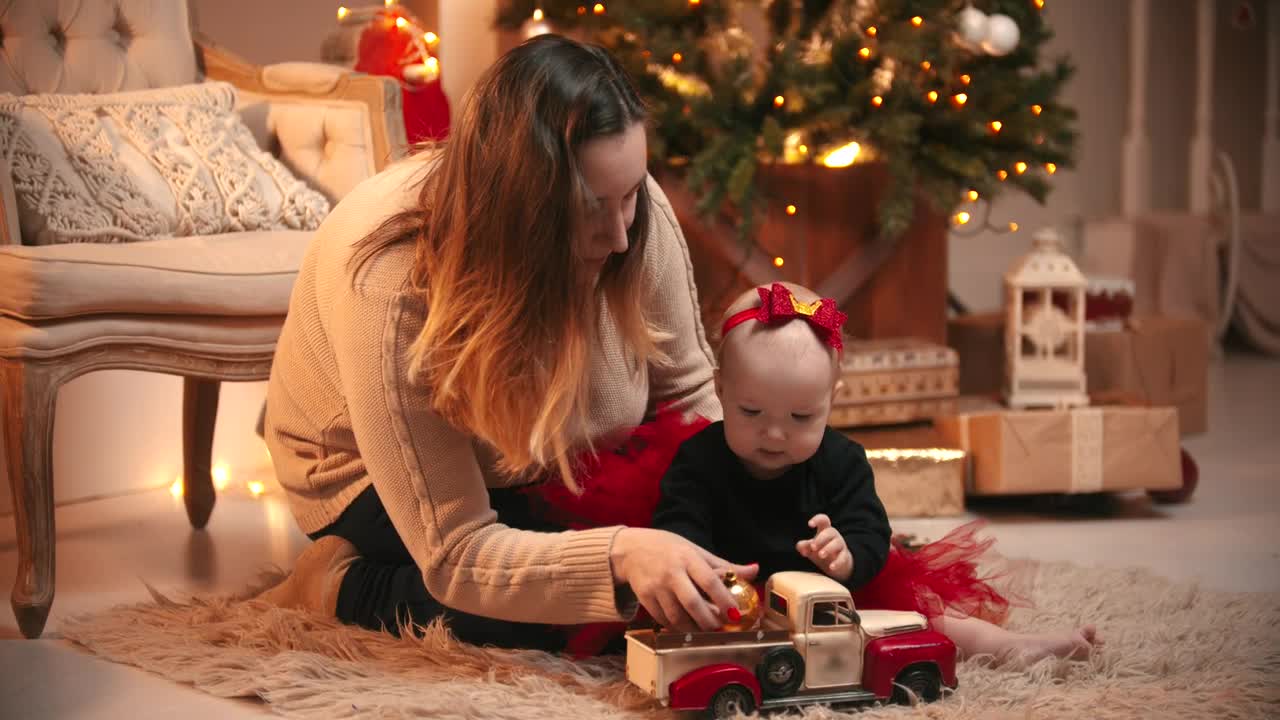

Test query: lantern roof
[1005,228,1086,288]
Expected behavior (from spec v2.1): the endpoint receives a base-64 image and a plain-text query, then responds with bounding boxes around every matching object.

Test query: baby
[652,282,1098,664]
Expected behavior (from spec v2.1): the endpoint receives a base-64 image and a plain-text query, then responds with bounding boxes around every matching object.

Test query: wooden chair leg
[2,360,57,639]
[182,378,220,529]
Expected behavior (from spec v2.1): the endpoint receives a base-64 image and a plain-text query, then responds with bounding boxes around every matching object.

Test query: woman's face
[575,122,647,277]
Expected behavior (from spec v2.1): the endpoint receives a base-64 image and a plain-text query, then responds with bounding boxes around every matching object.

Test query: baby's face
[719,335,836,480]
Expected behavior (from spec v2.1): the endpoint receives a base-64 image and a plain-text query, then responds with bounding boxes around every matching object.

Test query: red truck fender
[863,629,958,699]
[668,663,762,712]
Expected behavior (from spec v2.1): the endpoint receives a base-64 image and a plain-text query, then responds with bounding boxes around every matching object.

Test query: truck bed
[627,627,793,651]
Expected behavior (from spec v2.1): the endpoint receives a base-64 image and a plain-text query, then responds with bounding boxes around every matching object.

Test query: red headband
[721,283,847,351]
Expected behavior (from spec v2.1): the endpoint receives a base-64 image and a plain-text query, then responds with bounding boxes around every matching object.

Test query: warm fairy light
[384,0,395,5]
[577,5,587,15]
[170,477,183,498]
[953,93,968,106]
[690,0,701,5]
[1015,161,1028,174]
[871,95,884,107]
[774,95,786,107]
[866,26,877,37]
[865,448,965,462]
[395,16,408,29]
[798,144,809,155]
[998,169,1009,180]
[425,56,439,72]
[1035,0,1046,8]
[248,480,266,498]
[927,90,939,103]
[954,211,971,225]
[773,256,785,267]
[532,8,544,21]
[672,52,683,63]
[961,74,971,85]
[821,141,861,168]
[593,3,605,14]
[336,6,349,20]
[785,204,797,215]
[1046,162,1058,174]
[911,16,924,27]
[967,189,979,201]
[212,463,230,490]
[990,120,1003,133]
[920,60,931,70]
[859,47,872,59]
[1009,221,1020,232]
[1032,104,1043,115]
[423,31,438,45]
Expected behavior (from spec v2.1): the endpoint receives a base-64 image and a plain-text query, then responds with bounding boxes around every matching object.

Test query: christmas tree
[496,0,1076,241]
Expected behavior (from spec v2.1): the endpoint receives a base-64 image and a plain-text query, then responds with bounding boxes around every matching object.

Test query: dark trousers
[309,484,568,651]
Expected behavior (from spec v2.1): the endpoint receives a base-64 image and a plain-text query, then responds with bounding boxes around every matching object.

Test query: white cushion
[0,231,313,320]
[0,0,199,95]
[0,82,331,245]
[0,313,283,361]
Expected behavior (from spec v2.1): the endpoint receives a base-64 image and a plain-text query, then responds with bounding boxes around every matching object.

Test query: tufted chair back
[0,0,199,95]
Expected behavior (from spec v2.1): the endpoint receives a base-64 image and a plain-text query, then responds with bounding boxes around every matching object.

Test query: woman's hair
[351,34,660,490]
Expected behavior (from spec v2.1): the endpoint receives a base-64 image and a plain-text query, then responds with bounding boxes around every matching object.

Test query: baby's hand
[796,513,853,582]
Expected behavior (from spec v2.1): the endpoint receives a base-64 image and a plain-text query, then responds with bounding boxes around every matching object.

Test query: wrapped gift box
[934,400,1181,495]
[845,425,965,517]
[947,313,1208,434]
[831,338,958,428]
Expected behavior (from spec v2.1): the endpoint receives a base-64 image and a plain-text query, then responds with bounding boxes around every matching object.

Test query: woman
[259,34,755,650]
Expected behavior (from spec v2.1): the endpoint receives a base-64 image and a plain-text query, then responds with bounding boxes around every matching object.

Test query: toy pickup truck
[625,571,957,719]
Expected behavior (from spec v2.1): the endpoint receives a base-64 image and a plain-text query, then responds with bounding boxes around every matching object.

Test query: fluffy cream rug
[62,559,1279,719]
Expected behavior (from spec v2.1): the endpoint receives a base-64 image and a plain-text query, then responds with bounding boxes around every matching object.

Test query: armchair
[0,0,408,638]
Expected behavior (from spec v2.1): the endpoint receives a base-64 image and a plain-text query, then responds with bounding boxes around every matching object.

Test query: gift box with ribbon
[829,338,959,428]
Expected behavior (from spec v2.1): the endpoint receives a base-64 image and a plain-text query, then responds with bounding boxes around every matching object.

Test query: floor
[1,352,1278,719]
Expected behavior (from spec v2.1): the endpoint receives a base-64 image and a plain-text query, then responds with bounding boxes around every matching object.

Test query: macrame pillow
[0,82,330,245]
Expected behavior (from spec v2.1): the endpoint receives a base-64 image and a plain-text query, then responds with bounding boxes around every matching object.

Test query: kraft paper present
[845,424,965,517]
[1084,316,1209,435]
[934,402,1182,495]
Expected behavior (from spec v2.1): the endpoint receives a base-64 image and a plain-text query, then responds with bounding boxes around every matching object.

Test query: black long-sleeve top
[651,422,891,589]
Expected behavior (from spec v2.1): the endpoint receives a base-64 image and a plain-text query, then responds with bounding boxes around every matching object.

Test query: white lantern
[1004,227,1090,409]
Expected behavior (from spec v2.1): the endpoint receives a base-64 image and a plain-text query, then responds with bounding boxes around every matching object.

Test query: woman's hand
[610,527,758,632]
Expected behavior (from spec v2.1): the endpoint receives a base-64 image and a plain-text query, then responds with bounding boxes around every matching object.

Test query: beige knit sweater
[264,156,720,626]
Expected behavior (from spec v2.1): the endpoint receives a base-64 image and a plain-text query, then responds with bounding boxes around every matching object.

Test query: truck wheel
[756,647,805,698]
[891,664,942,705]
[707,684,755,720]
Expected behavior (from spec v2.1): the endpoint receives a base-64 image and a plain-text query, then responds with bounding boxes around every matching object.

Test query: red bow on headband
[721,283,847,351]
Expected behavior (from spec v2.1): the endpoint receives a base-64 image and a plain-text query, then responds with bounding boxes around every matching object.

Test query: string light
[798,144,808,155]
[952,93,968,106]
[593,2,605,14]
[577,5,587,15]
[337,6,349,20]
[1031,104,1043,115]
[786,204,798,215]
[248,481,266,498]
[774,95,785,107]
[395,16,408,28]
[773,256,785,267]
[967,189,979,201]
[920,60,931,70]
[866,26,877,37]
[170,477,183,498]
[424,31,438,45]
[954,211,972,225]
[821,141,861,167]
[997,169,1009,180]
[384,0,395,5]
[1009,221,1020,232]
[911,16,924,27]
[989,120,1003,133]
[533,8,544,21]
[1015,161,1028,174]
[212,463,230,491]
[690,0,701,5]
[859,47,872,59]
[927,90,939,103]
[960,74,971,85]
[1046,162,1057,174]
[871,95,884,107]
[1035,0,1045,8]
[672,52,683,63]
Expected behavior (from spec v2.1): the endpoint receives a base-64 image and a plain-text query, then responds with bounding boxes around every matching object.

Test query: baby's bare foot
[1002,624,1099,665]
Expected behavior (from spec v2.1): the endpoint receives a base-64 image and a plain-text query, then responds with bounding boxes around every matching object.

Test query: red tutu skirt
[524,409,1016,657]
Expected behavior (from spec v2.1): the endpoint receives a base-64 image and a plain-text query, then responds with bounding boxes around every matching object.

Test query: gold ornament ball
[720,571,762,631]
